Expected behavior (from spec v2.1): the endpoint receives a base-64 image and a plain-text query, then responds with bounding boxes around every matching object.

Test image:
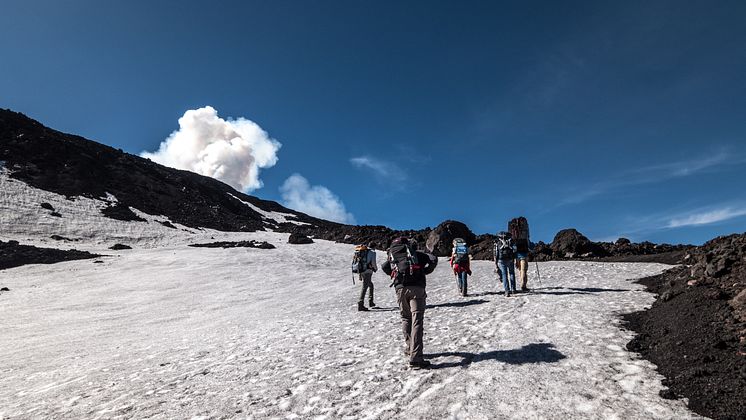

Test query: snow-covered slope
[0,225,701,419]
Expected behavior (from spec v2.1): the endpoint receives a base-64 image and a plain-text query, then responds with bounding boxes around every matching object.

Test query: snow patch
[227,193,310,226]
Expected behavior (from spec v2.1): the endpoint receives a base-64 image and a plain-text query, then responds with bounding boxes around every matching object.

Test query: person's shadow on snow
[426,299,489,309]
[426,343,566,369]
[529,287,629,295]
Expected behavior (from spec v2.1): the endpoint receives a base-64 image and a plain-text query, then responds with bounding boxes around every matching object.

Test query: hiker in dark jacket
[494,231,517,297]
[382,238,438,369]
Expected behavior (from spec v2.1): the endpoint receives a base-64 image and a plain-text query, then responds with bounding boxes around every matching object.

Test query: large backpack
[495,232,515,260]
[351,245,370,274]
[453,238,469,265]
[387,237,421,285]
[508,217,530,252]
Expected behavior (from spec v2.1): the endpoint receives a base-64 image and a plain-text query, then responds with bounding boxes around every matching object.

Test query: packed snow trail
[0,232,701,419]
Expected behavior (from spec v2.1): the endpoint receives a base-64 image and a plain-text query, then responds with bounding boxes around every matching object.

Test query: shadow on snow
[426,343,567,369]
[426,299,489,309]
[528,286,629,295]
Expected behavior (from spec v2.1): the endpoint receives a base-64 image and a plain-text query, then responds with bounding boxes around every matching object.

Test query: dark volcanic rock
[288,233,314,244]
[189,240,275,249]
[470,234,497,260]
[109,244,132,250]
[159,220,177,229]
[550,229,606,258]
[50,235,74,241]
[0,109,332,233]
[624,232,746,420]
[101,203,146,222]
[40,202,54,211]
[426,220,477,257]
[0,240,100,270]
[284,223,430,252]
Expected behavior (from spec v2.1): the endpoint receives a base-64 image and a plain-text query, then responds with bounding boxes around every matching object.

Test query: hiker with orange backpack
[351,242,378,311]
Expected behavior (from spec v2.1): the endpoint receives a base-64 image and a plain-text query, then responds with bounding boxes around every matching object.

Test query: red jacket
[450,255,472,275]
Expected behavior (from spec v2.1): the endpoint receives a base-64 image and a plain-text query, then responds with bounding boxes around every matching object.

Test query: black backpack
[387,238,421,285]
[495,232,515,260]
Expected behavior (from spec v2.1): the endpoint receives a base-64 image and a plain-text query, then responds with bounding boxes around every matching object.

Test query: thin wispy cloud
[628,151,731,178]
[350,156,407,183]
[558,151,742,206]
[666,206,746,228]
[604,202,746,241]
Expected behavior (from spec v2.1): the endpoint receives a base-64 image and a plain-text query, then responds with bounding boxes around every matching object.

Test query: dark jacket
[494,237,517,261]
[382,251,438,289]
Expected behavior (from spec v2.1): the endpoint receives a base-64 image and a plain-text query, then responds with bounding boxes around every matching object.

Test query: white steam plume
[280,174,355,224]
[141,106,281,192]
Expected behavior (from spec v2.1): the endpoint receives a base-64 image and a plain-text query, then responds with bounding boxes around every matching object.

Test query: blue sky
[2,1,745,244]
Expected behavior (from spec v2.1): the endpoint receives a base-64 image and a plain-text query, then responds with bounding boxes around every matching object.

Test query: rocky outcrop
[189,240,275,249]
[623,232,746,419]
[0,109,334,233]
[549,229,606,258]
[425,220,477,257]
[288,233,314,245]
[0,240,100,270]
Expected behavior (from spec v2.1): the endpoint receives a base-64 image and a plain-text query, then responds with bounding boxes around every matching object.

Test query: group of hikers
[349,217,533,369]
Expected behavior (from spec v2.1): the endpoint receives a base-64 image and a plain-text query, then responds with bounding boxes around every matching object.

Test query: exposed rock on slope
[425,220,477,257]
[550,228,606,258]
[0,109,330,233]
[0,240,100,270]
[288,233,314,244]
[624,233,746,420]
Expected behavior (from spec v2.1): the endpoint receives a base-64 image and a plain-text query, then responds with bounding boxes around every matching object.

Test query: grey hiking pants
[358,271,374,304]
[396,285,426,363]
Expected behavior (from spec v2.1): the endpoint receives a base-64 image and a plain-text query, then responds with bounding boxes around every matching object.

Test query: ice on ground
[0,173,701,418]
[0,228,702,419]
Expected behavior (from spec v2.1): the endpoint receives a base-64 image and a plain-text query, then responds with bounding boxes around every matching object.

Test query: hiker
[494,231,517,297]
[450,238,472,296]
[351,242,378,311]
[509,217,531,291]
[382,237,438,369]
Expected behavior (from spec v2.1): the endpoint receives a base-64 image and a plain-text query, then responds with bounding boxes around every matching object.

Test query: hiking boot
[368,301,377,309]
[521,286,529,292]
[357,302,369,312]
[505,291,512,297]
[409,360,431,369]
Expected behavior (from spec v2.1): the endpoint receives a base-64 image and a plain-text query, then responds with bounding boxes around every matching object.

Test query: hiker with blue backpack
[494,231,517,297]
[450,238,472,296]
[351,242,378,311]
[382,237,438,369]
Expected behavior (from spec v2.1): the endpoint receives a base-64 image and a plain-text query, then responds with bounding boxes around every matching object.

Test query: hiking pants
[517,257,528,289]
[498,259,516,292]
[358,271,374,305]
[396,286,426,363]
[457,271,468,295]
